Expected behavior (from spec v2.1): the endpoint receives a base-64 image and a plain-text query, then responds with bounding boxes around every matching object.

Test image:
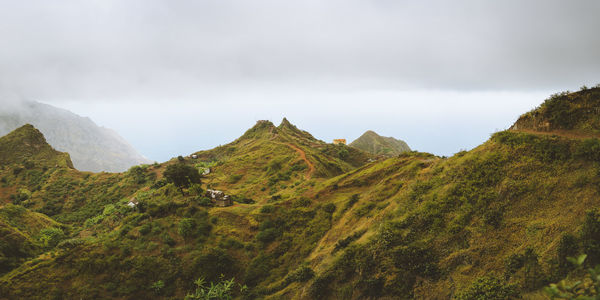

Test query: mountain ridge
[0,101,151,172]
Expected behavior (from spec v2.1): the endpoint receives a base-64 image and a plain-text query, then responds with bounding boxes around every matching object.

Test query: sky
[1,0,599,162]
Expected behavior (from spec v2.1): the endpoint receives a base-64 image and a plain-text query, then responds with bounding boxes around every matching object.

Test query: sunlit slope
[4,89,600,299]
[191,119,372,200]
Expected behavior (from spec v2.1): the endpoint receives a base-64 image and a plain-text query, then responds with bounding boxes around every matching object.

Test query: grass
[4,90,600,298]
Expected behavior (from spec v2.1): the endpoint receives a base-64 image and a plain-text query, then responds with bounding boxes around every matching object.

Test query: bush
[285,265,315,283]
[38,228,65,249]
[574,139,600,162]
[455,276,518,300]
[139,223,152,235]
[342,194,360,212]
[178,218,197,239]
[323,203,336,214]
[259,205,275,214]
[128,166,147,184]
[163,163,201,193]
[581,210,600,265]
[556,233,579,276]
[256,228,280,244]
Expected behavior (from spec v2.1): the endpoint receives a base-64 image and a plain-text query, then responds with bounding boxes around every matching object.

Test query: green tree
[163,163,201,195]
[38,227,65,249]
[178,218,196,240]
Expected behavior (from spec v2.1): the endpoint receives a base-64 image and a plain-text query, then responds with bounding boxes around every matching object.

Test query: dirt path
[512,128,600,140]
[285,143,315,180]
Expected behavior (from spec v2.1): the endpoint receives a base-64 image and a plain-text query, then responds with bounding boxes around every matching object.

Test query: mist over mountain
[349,130,411,156]
[0,100,151,172]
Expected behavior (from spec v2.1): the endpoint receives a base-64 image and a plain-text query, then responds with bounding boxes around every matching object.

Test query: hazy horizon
[1,1,599,161]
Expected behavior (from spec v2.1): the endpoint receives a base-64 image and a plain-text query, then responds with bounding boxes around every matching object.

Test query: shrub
[193,249,238,282]
[483,209,503,228]
[260,205,275,214]
[544,254,597,299]
[342,194,360,212]
[581,210,600,265]
[163,163,201,194]
[38,228,65,249]
[285,265,315,283]
[196,197,213,207]
[162,233,176,247]
[308,271,335,300]
[178,218,197,239]
[139,223,152,235]
[150,280,164,295]
[185,276,245,300]
[332,230,365,253]
[128,166,147,184]
[323,203,336,214]
[556,233,579,276]
[574,139,600,162]
[455,276,518,300]
[256,228,280,244]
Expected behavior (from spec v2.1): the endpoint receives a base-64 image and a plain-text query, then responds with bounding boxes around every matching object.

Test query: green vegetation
[3,90,600,299]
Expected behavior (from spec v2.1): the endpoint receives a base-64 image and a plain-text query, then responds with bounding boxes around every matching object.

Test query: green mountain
[2,89,600,299]
[0,124,73,168]
[349,130,411,156]
[0,101,151,172]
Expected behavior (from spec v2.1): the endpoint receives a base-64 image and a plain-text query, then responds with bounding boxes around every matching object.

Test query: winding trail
[285,143,315,180]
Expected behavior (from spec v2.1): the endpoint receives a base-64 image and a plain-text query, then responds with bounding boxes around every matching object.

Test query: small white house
[191,154,198,159]
[127,198,139,208]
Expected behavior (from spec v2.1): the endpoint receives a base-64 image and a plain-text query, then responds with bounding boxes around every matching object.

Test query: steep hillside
[0,124,73,169]
[190,119,373,201]
[3,90,600,299]
[349,130,411,156]
[0,101,151,172]
[512,87,600,135]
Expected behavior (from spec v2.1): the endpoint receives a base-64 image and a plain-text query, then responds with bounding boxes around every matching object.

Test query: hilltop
[2,89,600,299]
[349,130,411,156]
[189,118,373,201]
[0,124,73,168]
[0,101,151,172]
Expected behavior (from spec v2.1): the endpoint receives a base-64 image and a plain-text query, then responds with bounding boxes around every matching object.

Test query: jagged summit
[279,117,293,128]
[239,120,277,140]
[0,124,73,168]
[349,130,411,156]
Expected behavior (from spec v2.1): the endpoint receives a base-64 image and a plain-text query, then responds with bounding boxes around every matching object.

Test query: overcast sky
[1,0,599,161]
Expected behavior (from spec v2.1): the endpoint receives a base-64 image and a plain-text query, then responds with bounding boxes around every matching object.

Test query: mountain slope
[0,124,73,169]
[3,89,600,299]
[349,130,411,156]
[0,101,151,172]
[190,118,373,201]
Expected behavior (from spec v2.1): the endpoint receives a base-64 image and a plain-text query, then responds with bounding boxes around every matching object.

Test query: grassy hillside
[0,124,73,168]
[2,89,600,299]
[349,130,411,156]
